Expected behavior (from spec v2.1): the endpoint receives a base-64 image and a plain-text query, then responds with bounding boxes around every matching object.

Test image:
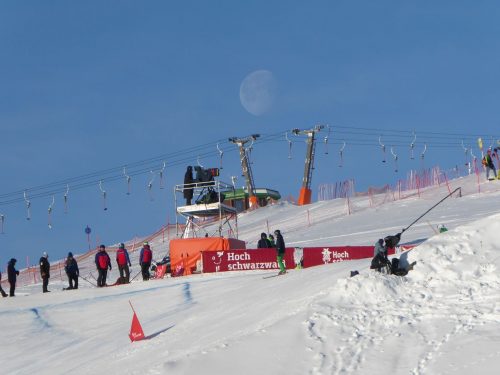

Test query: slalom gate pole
[79,274,97,287]
[402,187,461,234]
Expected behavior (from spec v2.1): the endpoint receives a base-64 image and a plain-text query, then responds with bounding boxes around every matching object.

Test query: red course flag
[128,301,145,342]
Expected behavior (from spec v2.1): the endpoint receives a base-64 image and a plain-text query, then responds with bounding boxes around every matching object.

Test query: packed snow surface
[1,174,500,374]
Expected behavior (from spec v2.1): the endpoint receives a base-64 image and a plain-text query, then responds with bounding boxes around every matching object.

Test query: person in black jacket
[257,233,272,248]
[64,252,79,290]
[183,166,194,205]
[274,230,286,275]
[0,271,8,297]
[39,252,50,293]
[7,258,19,297]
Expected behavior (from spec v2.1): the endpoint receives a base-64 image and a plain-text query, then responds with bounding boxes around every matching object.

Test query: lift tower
[293,125,324,205]
[229,134,260,208]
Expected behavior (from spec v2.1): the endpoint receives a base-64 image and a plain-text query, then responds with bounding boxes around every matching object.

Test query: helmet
[143,241,149,246]
[68,252,73,257]
[99,244,105,250]
[119,243,125,248]
[42,251,48,258]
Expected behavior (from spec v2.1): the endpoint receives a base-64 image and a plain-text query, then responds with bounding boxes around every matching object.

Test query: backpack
[142,247,152,263]
[116,249,127,266]
[98,253,108,270]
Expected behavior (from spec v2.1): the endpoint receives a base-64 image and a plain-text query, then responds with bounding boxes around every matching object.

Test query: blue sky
[1,1,499,265]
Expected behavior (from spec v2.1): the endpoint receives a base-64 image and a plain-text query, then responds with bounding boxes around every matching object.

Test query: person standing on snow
[39,252,51,293]
[268,234,276,247]
[116,243,132,283]
[274,230,286,275]
[482,149,497,180]
[64,252,79,290]
[0,270,8,297]
[7,258,19,296]
[257,233,272,248]
[139,242,153,281]
[95,245,112,287]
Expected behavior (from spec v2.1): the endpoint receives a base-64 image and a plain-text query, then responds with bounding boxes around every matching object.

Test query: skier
[116,243,132,283]
[482,149,497,180]
[268,234,276,247]
[7,258,19,297]
[39,252,50,293]
[0,271,8,297]
[183,166,194,205]
[139,242,153,281]
[95,245,112,287]
[274,229,287,275]
[257,233,272,248]
[64,252,79,290]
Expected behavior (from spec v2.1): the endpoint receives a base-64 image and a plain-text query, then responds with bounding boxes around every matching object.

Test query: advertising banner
[301,245,414,268]
[201,245,415,273]
[202,248,296,273]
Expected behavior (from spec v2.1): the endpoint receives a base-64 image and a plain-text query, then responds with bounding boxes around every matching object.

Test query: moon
[239,70,277,116]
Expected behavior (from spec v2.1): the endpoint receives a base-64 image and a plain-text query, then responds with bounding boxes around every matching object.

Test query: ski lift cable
[0,126,496,206]
[0,148,237,206]
[0,127,495,200]
[327,123,497,139]
[0,137,232,199]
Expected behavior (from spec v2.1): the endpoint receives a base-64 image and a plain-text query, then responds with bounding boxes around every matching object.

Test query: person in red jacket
[95,245,112,287]
[116,243,132,283]
[139,242,153,281]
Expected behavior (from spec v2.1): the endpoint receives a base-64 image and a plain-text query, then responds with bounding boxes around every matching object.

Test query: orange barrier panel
[170,237,246,276]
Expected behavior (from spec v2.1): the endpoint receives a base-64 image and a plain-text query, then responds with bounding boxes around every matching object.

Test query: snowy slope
[1,174,500,375]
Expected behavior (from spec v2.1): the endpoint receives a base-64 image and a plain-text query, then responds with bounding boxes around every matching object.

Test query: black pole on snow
[402,187,461,234]
[130,269,142,282]
[79,274,97,287]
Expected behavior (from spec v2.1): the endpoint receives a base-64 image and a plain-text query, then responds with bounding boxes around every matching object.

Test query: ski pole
[402,187,461,233]
[79,274,97,287]
[130,269,142,282]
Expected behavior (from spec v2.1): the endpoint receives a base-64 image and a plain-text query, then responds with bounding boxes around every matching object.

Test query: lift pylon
[293,125,324,205]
